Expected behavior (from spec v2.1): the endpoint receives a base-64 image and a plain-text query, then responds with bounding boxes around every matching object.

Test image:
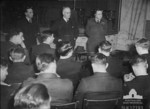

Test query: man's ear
[98,48,101,53]
[106,63,109,68]
[21,55,26,62]
[9,56,13,61]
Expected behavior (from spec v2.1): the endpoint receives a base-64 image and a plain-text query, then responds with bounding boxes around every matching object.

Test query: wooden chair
[51,101,79,109]
[83,91,122,109]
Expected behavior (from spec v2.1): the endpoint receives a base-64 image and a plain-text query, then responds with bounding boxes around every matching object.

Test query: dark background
[0,0,121,35]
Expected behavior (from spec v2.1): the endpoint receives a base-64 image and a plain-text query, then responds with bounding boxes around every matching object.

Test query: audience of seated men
[1,28,30,64]
[22,53,74,105]
[98,41,124,78]
[31,30,56,63]
[56,41,88,91]
[0,58,21,109]
[14,83,51,109]
[5,47,35,84]
[124,55,150,107]
[135,38,150,74]
[74,53,123,108]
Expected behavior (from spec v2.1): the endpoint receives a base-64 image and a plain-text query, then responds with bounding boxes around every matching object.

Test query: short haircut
[36,53,55,71]
[0,57,8,69]
[130,55,147,66]
[24,6,33,13]
[14,83,50,109]
[8,28,22,40]
[135,38,150,49]
[98,41,112,52]
[91,53,107,65]
[62,6,71,12]
[9,47,25,61]
[95,9,103,14]
[57,41,73,56]
[40,30,54,42]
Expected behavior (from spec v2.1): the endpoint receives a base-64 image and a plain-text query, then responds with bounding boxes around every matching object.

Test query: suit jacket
[57,57,85,90]
[0,83,21,109]
[107,55,124,78]
[5,62,35,84]
[85,18,107,52]
[23,73,73,105]
[74,72,123,108]
[51,18,78,42]
[31,43,56,62]
[17,17,39,49]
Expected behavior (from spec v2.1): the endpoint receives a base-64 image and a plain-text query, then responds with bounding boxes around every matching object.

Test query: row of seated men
[0,28,150,109]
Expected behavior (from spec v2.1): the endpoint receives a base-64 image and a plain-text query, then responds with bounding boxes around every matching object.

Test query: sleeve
[85,19,91,37]
[73,79,87,108]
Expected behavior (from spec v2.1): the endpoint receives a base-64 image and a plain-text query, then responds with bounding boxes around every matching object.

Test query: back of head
[8,28,22,41]
[40,30,54,43]
[57,41,73,57]
[36,53,55,71]
[130,55,148,76]
[91,53,108,73]
[135,38,150,49]
[91,53,107,65]
[98,41,112,53]
[9,47,26,62]
[14,83,50,109]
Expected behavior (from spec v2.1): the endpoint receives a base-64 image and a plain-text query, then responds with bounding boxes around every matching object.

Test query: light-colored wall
[106,0,149,51]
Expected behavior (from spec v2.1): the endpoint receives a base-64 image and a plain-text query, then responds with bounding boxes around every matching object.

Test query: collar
[0,82,11,86]
[63,17,69,22]
[94,72,110,76]
[37,73,60,79]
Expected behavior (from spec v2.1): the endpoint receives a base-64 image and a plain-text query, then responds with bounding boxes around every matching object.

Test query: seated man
[124,55,150,102]
[31,30,56,63]
[56,41,87,91]
[5,47,35,83]
[0,58,21,109]
[74,53,123,108]
[98,41,124,78]
[23,53,73,105]
[135,38,150,74]
[1,28,30,64]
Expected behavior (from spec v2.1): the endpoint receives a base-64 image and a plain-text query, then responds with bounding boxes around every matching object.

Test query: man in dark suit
[74,53,123,108]
[56,42,87,91]
[85,10,107,53]
[5,47,35,84]
[51,7,78,47]
[23,53,73,105]
[31,30,56,63]
[98,41,124,78]
[135,38,150,74]
[124,55,150,107]
[17,6,39,50]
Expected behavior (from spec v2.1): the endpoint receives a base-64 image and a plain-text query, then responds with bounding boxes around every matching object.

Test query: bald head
[62,7,71,20]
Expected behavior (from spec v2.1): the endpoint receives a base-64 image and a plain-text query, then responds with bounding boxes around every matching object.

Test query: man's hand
[58,39,62,42]
[124,73,135,82]
[20,42,26,48]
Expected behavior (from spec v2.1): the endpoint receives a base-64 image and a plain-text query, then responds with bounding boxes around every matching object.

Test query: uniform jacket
[5,62,35,83]
[85,18,107,52]
[23,73,74,105]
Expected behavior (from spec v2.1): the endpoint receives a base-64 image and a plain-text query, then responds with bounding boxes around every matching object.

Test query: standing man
[51,7,78,47]
[17,6,39,50]
[86,10,107,53]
